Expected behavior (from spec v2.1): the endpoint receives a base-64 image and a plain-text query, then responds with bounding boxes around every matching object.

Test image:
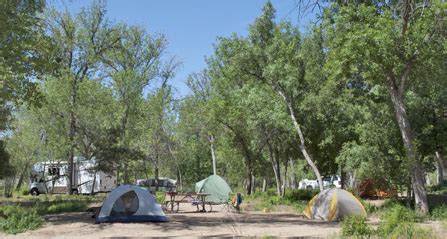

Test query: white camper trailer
[29,157,116,195]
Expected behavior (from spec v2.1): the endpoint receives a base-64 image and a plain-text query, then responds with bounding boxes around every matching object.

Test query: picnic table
[164,192,210,213]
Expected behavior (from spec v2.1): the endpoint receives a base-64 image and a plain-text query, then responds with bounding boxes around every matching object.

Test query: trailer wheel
[72,189,79,195]
[30,188,40,196]
[306,185,313,190]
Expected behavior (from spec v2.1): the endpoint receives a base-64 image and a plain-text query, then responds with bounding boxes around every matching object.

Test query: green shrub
[377,204,425,238]
[341,214,372,238]
[284,189,318,201]
[381,198,406,209]
[19,187,29,196]
[431,204,447,220]
[0,205,42,234]
[265,188,278,196]
[155,191,165,204]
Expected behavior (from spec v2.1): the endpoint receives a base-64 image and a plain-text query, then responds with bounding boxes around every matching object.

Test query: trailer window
[48,167,60,176]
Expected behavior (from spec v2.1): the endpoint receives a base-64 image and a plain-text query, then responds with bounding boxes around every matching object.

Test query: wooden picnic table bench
[164,192,211,213]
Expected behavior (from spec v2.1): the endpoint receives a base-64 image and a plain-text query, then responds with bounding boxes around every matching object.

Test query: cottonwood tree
[102,24,166,183]
[0,0,51,181]
[209,2,325,191]
[325,1,447,213]
[46,1,121,193]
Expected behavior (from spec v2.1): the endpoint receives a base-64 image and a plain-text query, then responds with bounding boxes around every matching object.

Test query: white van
[29,157,116,195]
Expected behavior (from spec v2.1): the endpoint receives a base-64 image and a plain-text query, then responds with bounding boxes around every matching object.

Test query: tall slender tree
[46,1,121,193]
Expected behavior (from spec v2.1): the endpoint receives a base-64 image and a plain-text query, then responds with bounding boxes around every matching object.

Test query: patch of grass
[45,200,90,214]
[431,204,447,221]
[384,222,432,239]
[442,220,447,230]
[377,204,426,238]
[360,200,379,214]
[0,205,42,234]
[33,196,93,215]
[341,214,372,238]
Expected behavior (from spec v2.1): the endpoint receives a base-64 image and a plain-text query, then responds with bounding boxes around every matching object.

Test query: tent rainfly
[304,188,367,222]
[195,175,232,204]
[96,185,167,223]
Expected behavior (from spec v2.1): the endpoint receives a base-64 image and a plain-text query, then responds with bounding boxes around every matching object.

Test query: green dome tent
[195,175,232,203]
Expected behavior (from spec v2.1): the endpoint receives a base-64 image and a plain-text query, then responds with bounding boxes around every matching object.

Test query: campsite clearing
[1,204,343,238]
[2,200,447,238]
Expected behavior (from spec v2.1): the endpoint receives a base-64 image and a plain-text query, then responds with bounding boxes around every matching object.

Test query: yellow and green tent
[304,188,366,222]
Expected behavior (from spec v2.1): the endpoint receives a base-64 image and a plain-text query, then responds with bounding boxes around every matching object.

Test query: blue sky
[55,0,318,97]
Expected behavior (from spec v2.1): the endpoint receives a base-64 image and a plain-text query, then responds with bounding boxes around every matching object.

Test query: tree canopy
[1,0,446,215]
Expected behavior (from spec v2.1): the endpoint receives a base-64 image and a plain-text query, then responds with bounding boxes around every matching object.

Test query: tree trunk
[176,169,182,192]
[166,142,182,192]
[91,169,97,196]
[282,158,289,197]
[123,162,129,184]
[435,151,445,185]
[289,158,297,189]
[268,143,281,196]
[245,168,252,195]
[154,153,160,192]
[4,176,14,198]
[210,135,217,175]
[388,80,429,214]
[251,175,256,194]
[276,89,324,192]
[236,134,254,195]
[116,167,120,185]
[349,170,357,190]
[67,77,78,195]
[15,166,27,190]
[340,164,345,190]
[406,177,412,207]
[262,178,267,192]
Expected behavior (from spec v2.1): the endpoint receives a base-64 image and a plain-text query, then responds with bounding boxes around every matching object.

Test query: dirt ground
[1,204,342,238]
[2,203,446,238]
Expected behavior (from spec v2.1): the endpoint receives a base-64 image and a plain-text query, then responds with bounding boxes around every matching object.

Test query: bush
[377,204,426,238]
[155,191,165,204]
[18,187,29,196]
[0,205,42,234]
[341,214,372,238]
[284,189,318,201]
[431,205,447,220]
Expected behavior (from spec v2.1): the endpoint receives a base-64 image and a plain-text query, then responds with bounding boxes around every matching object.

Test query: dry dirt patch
[1,205,341,238]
